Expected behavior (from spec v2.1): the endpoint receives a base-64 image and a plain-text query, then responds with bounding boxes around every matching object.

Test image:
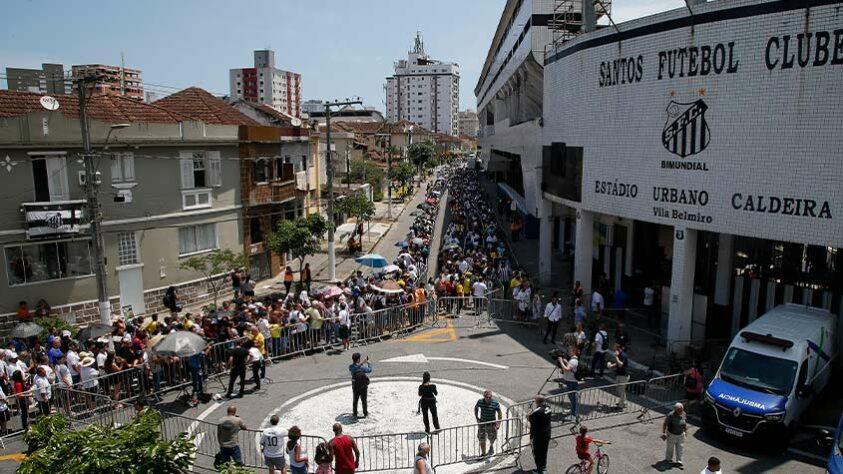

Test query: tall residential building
[385,33,460,136]
[71,64,144,100]
[5,63,71,95]
[229,50,302,118]
[458,110,479,137]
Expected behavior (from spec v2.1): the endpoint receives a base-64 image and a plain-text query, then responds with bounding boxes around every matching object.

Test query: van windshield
[719,348,798,396]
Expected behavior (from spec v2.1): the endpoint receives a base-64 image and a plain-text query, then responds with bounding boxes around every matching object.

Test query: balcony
[20,200,86,239]
[248,163,296,206]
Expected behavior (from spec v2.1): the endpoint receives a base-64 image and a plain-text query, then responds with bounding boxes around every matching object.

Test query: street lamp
[103,123,130,150]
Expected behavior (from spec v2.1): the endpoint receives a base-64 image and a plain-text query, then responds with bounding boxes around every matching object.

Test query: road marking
[402,319,457,342]
[381,353,509,370]
[0,453,25,462]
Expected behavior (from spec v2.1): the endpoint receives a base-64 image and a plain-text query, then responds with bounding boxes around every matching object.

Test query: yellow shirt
[183,319,194,330]
[456,283,464,296]
[269,323,282,339]
[252,332,266,356]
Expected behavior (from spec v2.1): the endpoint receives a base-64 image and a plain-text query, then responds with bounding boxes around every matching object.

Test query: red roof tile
[0,89,190,123]
[154,87,260,126]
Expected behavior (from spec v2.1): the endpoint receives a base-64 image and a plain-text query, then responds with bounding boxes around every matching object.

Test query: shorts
[0,410,9,421]
[338,325,350,339]
[265,456,286,469]
[577,452,592,461]
[477,423,498,442]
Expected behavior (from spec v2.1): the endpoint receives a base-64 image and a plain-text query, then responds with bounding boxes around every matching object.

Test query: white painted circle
[256,377,515,474]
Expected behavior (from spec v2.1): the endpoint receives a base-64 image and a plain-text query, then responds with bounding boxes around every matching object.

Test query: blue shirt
[48,347,64,366]
[349,362,373,376]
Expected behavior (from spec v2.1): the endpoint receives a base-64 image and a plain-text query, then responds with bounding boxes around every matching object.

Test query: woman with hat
[79,353,99,410]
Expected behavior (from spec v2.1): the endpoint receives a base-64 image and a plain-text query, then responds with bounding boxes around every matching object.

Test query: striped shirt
[475,398,501,422]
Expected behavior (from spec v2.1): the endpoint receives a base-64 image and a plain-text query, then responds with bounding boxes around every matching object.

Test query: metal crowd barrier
[428,418,522,469]
[434,296,491,329]
[487,297,526,324]
[505,373,686,442]
[354,430,424,472]
[160,412,327,472]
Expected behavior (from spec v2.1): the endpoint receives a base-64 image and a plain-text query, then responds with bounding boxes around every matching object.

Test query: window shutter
[179,152,194,189]
[207,151,222,187]
[122,152,135,181]
[46,157,69,201]
[110,155,122,183]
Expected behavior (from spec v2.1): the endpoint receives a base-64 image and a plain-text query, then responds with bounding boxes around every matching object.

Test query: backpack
[597,330,608,351]
[574,359,588,381]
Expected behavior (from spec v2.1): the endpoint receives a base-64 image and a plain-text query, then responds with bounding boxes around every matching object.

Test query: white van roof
[744,303,833,340]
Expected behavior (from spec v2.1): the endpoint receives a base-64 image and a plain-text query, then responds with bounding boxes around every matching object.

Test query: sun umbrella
[394,240,409,248]
[9,322,43,339]
[355,253,388,268]
[76,323,113,342]
[383,264,401,274]
[152,331,207,358]
[443,242,461,251]
[373,280,404,294]
[148,334,165,349]
[412,237,424,245]
[322,286,344,298]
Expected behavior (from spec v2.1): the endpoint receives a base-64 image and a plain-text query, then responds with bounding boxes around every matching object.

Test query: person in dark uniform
[417,371,440,433]
[528,395,552,474]
[225,340,249,399]
[349,353,372,418]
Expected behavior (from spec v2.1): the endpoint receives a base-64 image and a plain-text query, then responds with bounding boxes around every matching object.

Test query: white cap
[61,330,72,337]
[5,351,17,359]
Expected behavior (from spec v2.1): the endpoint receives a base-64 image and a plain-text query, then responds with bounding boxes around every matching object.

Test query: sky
[1,0,684,111]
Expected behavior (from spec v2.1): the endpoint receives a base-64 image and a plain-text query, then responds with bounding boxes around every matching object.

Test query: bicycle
[566,441,610,474]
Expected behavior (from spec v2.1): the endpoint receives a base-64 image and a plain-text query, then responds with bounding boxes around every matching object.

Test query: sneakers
[488,446,495,456]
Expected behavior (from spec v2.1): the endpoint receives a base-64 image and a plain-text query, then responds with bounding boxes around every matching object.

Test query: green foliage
[24,414,71,452]
[34,316,75,344]
[179,249,247,306]
[18,410,196,474]
[335,190,375,225]
[266,213,329,273]
[348,159,385,201]
[217,461,256,474]
[408,141,436,169]
[388,162,415,187]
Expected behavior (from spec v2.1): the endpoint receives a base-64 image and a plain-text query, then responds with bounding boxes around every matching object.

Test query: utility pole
[324,98,362,282]
[345,147,351,190]
[302,154,310,215]
[77,75,112,327]
[387,142,393,220]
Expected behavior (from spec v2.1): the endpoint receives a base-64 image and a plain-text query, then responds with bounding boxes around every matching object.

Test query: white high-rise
[229,50,302,118]
[385,33,460,136]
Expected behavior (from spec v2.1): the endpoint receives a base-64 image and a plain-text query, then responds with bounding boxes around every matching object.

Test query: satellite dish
[40,96,60,111]
[290,117,302,127]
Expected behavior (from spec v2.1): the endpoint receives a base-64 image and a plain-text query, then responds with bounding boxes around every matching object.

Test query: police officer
[349,353,373,418]
[528,395,552,474]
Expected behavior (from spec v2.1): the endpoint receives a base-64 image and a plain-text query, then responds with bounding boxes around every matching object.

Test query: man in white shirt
[591,290,604,314]
[557,347,579,420]
[33,365,52,416]
[66,343,82,384]
[543,293,563,345]
[701,456,721,474]
[246,340,264,391]
[591,324,609,378]
[260,414,287,474]
[471,279,488,315]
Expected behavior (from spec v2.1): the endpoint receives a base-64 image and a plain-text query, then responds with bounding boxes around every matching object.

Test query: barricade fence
[160,412,327,471]
[429,418,522,469]
[354,430,424,472]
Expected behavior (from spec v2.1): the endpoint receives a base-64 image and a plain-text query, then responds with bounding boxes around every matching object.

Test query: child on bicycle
[576,426,610,474]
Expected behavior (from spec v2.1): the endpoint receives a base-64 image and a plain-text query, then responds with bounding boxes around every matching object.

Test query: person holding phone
[349,353,372,418]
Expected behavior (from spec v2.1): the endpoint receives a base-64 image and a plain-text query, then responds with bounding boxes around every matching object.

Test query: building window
[30,154,69,202]
[5,239,93,286]
[110,152,135,183]
[250,218,263,244]
[117,232,139,266]
[178,223,217,256]
[180,151,221,189]
[253,159,270,183]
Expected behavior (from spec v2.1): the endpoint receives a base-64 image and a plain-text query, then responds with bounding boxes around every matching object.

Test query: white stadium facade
[477,0,842,348]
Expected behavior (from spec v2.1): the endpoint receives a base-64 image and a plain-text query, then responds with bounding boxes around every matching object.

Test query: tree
[388,161,415,189]
[179,249,247,308]
[335,190,375,238]
[19,410,196,474]
[265,213,329,275]
[408,141,436,171]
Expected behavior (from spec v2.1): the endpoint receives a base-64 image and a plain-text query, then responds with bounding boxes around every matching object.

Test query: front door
[118,265,145,315]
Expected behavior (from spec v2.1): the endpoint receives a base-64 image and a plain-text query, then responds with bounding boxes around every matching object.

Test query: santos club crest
[662,99,710,158]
